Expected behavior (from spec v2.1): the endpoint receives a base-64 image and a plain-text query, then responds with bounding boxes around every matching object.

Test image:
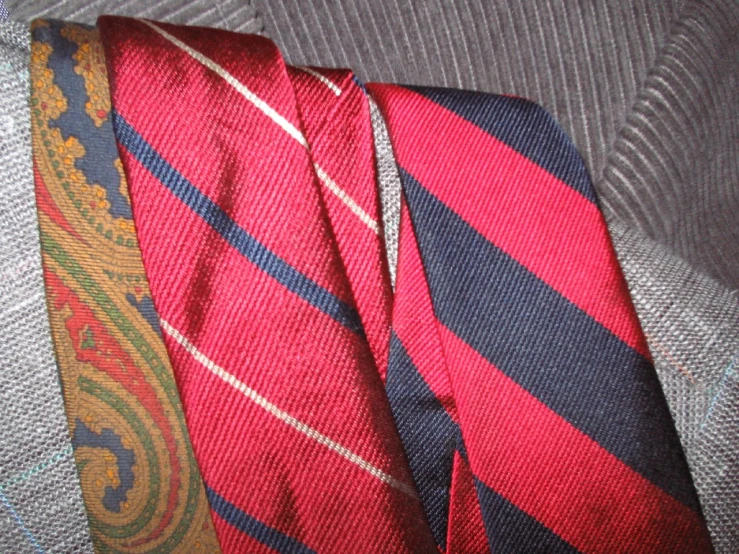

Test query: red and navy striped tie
[369,84,713,553]
[100,17,712,553]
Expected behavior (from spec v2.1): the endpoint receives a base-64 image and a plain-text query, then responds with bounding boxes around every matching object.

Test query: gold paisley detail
[31,20,220,553]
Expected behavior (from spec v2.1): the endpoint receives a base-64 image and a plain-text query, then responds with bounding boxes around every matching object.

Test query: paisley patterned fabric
[29,19,220,553]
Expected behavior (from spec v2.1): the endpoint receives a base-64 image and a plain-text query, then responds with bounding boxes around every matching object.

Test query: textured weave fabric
[0,1,8,22]
[257,0,739,292]
[368,96,402,289]
[0,21,93,553]
[30,19,220,552]
[611,220,739,554]
[100,17,711,552]
[7,0,263,34]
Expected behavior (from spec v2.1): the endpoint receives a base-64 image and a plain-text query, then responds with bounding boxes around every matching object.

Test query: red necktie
[100,17,435,553]
[99,17,712,553]
[369,84,712,553]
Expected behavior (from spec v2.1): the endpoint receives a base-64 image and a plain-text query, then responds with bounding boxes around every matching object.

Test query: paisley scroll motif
[30,19,220,553]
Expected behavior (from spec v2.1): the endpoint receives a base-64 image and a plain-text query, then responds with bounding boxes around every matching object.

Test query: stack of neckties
[4,15,715,553]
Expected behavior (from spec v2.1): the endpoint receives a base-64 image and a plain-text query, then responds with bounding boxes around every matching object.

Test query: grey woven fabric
[0,21,93,553]
[256,0,739,293]
[368,96,401,289]
[0,1,9,22]
[6,0,263,33]
[600,1,739,293]
[611,220,739,554]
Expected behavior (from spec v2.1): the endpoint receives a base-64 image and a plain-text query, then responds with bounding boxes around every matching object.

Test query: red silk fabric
[100,17,712,554]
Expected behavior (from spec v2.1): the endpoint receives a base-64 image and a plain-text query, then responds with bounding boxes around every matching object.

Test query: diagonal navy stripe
[474,479,579,554]
[112,111,363,336]
[408,86,596,203]
[386,332,458,550]
[206,487,316,554]
[400,168,700,513]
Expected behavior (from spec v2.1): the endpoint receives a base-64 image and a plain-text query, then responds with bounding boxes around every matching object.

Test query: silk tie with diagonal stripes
[98,17,713,553]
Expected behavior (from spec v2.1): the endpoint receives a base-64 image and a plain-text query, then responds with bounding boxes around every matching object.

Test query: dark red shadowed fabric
[98,16,713,554]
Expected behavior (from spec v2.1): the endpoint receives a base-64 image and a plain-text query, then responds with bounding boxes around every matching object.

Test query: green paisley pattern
[30,20,220,553]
